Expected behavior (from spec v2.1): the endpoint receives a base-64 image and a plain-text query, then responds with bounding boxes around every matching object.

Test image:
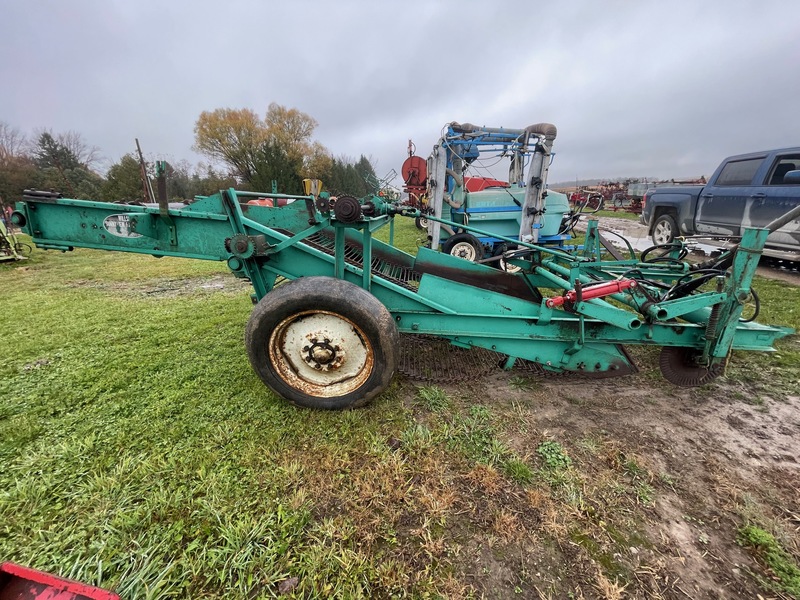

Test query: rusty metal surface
[413,252,543,303]
[398,335,636,383]
[398,334,502,383]
[268,310,375,398]
[659,346,724,387]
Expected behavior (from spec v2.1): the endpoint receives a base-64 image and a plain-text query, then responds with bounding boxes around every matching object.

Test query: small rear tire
[442,233,483,262]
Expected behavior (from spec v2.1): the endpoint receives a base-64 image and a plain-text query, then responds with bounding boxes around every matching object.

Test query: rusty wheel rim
[268,310,374,398]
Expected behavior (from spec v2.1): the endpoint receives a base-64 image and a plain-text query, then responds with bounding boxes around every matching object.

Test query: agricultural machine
[12,122,796,409]
[0,219,31,262]
[401,123,574,266]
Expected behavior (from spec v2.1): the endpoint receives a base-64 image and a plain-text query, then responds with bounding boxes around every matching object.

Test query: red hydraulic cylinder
[546,279,637,308]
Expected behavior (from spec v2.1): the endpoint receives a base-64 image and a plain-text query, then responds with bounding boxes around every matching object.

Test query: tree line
[0,103,378,211]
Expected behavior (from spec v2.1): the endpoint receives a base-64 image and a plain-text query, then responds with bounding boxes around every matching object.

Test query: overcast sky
[2,1,798,187]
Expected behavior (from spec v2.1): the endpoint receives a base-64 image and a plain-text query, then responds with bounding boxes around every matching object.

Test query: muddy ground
[409,349,800,598]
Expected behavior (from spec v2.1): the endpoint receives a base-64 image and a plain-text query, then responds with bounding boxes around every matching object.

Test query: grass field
[2,224,799,599]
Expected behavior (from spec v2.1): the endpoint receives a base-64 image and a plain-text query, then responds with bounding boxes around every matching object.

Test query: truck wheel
[652,214,678,245]
[442,233,483,262]
[245,277,398,409]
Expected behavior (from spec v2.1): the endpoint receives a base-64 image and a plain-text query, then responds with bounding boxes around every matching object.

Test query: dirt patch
[426,360,800,598]
[66,274,254,297]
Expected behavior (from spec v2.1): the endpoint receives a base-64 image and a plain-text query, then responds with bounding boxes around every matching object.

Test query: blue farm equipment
[417,122,573,267]
[12,126,796,409]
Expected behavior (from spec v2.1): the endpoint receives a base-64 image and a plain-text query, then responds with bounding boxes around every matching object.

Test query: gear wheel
[659,346,725,387]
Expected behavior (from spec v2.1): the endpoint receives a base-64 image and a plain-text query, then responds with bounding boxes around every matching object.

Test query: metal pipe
[764,201,800,233]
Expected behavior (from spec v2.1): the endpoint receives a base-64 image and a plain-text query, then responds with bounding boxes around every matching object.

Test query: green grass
[724,275,800,399]
[739,525,800,597]
[536,441,572,471]
[374,215,424,255]
[1,244,419,597]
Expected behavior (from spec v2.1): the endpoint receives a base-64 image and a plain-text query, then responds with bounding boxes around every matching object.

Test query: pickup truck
[641,148,800,261]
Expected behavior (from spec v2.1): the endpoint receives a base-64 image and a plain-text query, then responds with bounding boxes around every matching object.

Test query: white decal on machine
[103,214,143,238]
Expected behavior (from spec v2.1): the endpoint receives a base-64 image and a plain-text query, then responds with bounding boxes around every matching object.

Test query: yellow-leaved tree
[193,108,268,182]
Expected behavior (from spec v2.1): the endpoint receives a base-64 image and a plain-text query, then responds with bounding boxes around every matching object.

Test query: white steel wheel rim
[653,220,672,244]
[419,217,429,228]
[450,241,478,261]
[268,310,373,398]
[499,256,523,273]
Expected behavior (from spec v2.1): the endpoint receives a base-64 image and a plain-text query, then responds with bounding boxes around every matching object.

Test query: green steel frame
[13,187,793,381]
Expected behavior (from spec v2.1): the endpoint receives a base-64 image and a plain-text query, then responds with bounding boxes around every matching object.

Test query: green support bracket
[572,300,643,331]
[268,220,328,254]
[361,226,373,291]
[643,292,727,322]
[156,161,177,246]
[705,228,768,360]
[334,225,346,280]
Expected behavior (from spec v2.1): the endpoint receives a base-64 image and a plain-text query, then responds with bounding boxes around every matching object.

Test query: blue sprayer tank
[443,184,570,245]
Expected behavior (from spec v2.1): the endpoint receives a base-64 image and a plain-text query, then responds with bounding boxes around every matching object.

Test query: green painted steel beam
[15,188,793,379]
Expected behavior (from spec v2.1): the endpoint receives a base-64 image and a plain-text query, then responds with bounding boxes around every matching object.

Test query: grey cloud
[2,0,797,186]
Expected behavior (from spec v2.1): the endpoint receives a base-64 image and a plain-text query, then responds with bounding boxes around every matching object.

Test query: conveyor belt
[301,231,422,292]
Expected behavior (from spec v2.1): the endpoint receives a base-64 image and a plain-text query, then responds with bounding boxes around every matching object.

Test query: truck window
[715,158,763,186]
[767,155,800,185]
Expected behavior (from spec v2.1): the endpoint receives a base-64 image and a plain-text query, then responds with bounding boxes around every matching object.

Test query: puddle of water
[602,226,723,257]
[581,217,799,271]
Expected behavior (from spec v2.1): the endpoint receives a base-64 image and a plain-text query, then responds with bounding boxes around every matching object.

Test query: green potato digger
[11,124,796,409]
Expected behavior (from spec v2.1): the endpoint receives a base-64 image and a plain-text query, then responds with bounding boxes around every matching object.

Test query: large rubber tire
[245,277,399,409]
[442,233,483,262]
[652,213,678,245]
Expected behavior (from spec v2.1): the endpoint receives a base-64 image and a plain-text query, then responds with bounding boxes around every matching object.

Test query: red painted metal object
[463,176,509,192]
[546,279,637,308]
[0,562,119,600]
[401,153,427,208]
